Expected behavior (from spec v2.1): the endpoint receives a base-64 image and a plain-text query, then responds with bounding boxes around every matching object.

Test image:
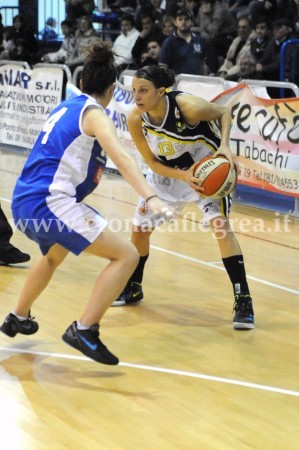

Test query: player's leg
[111,196,155,306]
[0,243,69,337]
[62,228,139,364]
[80,228,139,323]
[198,196,254,329]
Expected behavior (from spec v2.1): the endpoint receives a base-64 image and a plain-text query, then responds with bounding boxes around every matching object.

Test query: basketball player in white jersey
[0,41,174,364]
[112,65,255,330]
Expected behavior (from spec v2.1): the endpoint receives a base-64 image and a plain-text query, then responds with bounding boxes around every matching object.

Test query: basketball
[193,155,237,199]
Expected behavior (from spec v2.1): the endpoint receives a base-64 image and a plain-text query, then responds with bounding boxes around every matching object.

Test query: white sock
[76,321,90,330]
[12,311,28,321]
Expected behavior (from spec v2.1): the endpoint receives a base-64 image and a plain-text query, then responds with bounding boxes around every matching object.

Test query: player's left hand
[213,145,238,170]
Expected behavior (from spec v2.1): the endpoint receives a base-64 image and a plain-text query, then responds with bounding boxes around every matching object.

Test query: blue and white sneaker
[62,321,119,365]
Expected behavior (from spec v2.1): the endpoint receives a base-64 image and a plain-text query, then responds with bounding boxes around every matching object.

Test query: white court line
[1,196,298,295]
[0,197,12,203]
[0,346,298,398]
[150,245,299,296]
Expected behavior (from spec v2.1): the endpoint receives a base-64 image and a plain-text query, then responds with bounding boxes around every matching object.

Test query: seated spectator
[159,8,208,75]
[8,38,32,64]
[39,17,59,42]
[10,14,39,62]
[112,14,140,69]
[228,52,263,80]
[131,12,164,67]
[256,18,295,96]
[161,15,175,37]
[65,0,96,22]
[250,16,272,62]
[0,27,14,60]
[250,0,278,24]
[139,37,163,67]
[197,0,237,73]
[64,15,97,73]
[41,20,75,63]
[218,15,255,79]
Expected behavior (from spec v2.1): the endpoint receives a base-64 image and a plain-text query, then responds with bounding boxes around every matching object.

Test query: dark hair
[13,14,25,25]
[253,15,271,29]
[61,19,73,28]
[134,65,175,89]
[81,39,117,96]
[121,14,135,27]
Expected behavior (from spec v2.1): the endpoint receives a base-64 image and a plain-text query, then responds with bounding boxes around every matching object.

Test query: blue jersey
[11,94,109,255]
[13,94,107,208]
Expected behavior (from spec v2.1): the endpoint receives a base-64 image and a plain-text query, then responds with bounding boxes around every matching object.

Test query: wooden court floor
[1,151,299,450]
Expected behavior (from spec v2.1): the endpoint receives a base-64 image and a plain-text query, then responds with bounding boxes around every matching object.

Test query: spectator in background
[0,27,14,60]
[65,15,97,73]
[197,0,237,74]
[250,0,278,24]
[139,37,163,67]
[42,20,75,63]
[184,0,201,28]
[250,16,272,63]
[228,52,262,80]
[10,14,39,62]
[65,0,96,22]
[226,0,251,19]
[159,8,207,75]
[218,15,255,79]
[277,0,299,29]
[0,204,30,266]
[161,15,175,37]
[112,14,140,69]
[256,18,295,96]
[39,17,59,42]
[8,38,32,64]
[135,0,165,31]
[131,13,164,67]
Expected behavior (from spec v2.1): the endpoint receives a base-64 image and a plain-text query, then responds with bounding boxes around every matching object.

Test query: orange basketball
[193,155,237,199]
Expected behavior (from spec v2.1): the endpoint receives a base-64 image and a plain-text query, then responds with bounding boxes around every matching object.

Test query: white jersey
[142,90,221,202]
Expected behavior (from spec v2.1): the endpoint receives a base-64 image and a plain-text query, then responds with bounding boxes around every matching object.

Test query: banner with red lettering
[214,84,299,197]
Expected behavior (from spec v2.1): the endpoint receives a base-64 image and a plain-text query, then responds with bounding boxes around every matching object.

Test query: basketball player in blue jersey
[112,65,255,330]
[0,41,174,365]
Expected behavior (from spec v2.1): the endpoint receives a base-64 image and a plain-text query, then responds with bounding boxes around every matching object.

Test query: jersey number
[158,141,175,156]
[41,107,68,144]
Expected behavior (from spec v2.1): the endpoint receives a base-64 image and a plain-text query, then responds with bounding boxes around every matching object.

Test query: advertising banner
[214,84,299,197]
[0,65,63,149]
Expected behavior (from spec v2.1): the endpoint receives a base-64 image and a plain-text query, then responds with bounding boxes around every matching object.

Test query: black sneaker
[62,321,119,365]
[111,282,143,307]
[233,295,254,330]
[0,312,39,337]
[0,246,30,265]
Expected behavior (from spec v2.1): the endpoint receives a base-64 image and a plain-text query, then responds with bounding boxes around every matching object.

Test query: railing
[0,60,31,70]
[280,38,299,98]
[0,6,19,26]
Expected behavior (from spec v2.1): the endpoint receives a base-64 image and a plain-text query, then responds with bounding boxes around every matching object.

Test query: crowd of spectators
[0,0,299,95]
